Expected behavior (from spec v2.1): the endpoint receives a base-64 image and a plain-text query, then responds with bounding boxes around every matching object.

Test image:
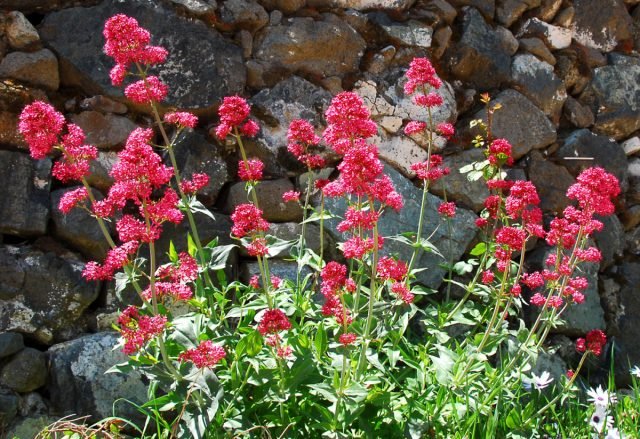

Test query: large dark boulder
[39,0,245,112]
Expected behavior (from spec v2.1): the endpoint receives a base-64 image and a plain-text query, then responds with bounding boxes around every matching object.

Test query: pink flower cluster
[258,309,293,357]
[287,119,325,169]
[575,329,607,357]
[215,96,260,140]
[411,155,450,182]
[404,57,442,96]
[118,305,167,355]
[178,340,226,369]
[377,256,413,304]
[320,262,358,344]
[19,102,98,187]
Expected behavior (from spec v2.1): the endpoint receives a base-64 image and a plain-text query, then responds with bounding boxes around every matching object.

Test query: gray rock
[254,15,366,78]
[528,150,574,215]
[422,0,458,25]
[572,0,633,52]
[39,0,245,111]
[432,26,453,59]
[579,56,640,140]
[0,332,24,359]
[448,7,517,89]
[0,245,100,344]
[518,37,556,65]
[51,187,112,261]
[69,111,137,150]
[553,6,575,27]
[0,111,27,150]
[510,54,567,124]
[169,0,216,16]
[0,0,100,13]
[517,18,572,50]
[376,133,427,177]
[18,392,48,417]
[563,96,595,128]
[79,95,128,115]
[469,89,556,159]
[6,11,40,50]
[0,392,19,427]
[431,149,490,212]
[321,164,478,289]
[623,137,640,156]
[170,131,230,206]
[220,0,269,32]
[225,179,304,222]
[0,49,59,91]
[379,20,433,48]
[613,262,640,385]
[593,214,624,270]
[307,0,416,9]
[0,151,51,237]
[555,129,628,188]
[448,0,495,20]
[251,76,332,171]
[496,0,541,27]
[86,151,117,192]
[0,348,47,393]
[47,332,147,421]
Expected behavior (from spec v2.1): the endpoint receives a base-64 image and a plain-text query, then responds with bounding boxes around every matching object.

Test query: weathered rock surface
[563,96,594,128]
[0,245,99,344]
[39,0,245,110]
[510,54,567,124]
[496,0,541,27]
[376,133,428,177]
[321,164,478,289]
[5,11,40,50]
[69,111,137,150]
[555,129,628,188]
[448,0,495,19]
[307,0,416,10]
[86,151,117,192]
[378,19,433,48]
[528,151,574,214]
[517,18,572,49]
[518,37,556,65]
[254,15,366,78]
[251,76,332,171]
[613,262,640,385]
[47,332,147,421]
[469,89,556,159]
[580,55,640,140]
[170,131,230,206]
[50,187,112,261]
[0,151,51,237]
[219,0,269,32]
[0,49,59,91]
[448,7,518,89]
[572,0,634,52]
[0,348,47,393]
[593,214,624,270]
[0,332,24,359]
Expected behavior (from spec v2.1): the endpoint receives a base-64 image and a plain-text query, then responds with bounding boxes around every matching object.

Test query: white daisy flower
[630,365,640,379]
[589,404,613,434]
[605,427,624,439]
[523,371,554,391]
[587,385,617,408]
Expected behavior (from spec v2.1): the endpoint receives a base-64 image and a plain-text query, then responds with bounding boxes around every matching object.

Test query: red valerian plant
[19,17,630,437]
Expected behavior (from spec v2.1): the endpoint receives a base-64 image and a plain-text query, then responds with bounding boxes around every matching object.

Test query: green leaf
[183,197,215,221]
[452,260,474,275]
[245,330,263,357]
[168,240,178,263]
[302,211,336,224]
[470,242,487,256]
[187,233,197,257]
[206,244,237,271]
[113,272,130,299]
[315,323,328,358]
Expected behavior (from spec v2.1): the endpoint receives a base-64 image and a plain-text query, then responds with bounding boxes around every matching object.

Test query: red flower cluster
[58,187,89,214]
[83,241,139,280]
[411,155,450,182]
[438,201,456,218]
[487,138,514,166]
[258,309,292,335]
[178,340,226,369]
[238,158,264,182]
[230,203,270,238]
[215,96,259,140]
[377,257,408,282]
[404,57,442,96]
[287,119,325,169]
[180,173,209,195]
[19,102,98,183]
[117,305,167,355]
[282,190,300,203]
[576,329,607,357]
[18,101,65,159]
[321,261,357,340]
[567,167,620,216]
[323,92,377,154]
[164,111,198,129]
[103,15,169,101]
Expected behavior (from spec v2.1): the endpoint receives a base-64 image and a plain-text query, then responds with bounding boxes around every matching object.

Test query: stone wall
[0,0,639,435]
